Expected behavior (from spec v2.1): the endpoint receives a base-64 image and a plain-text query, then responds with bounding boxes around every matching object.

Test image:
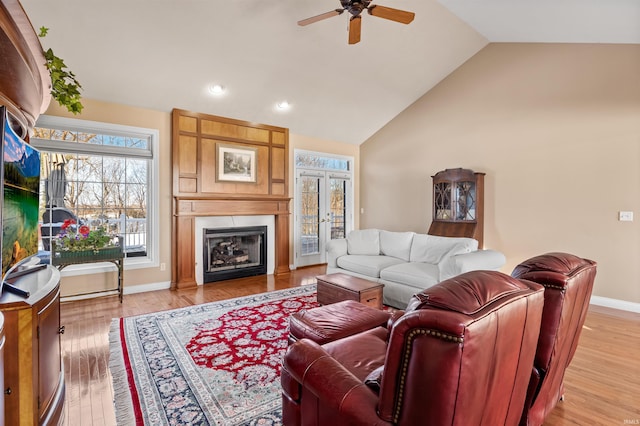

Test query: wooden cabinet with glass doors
[428,168,485,248]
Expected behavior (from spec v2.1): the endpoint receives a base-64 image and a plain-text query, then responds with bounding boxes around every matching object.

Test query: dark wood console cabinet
[0,2,62,423]
[0,265,64,425]
[428,168,485,248]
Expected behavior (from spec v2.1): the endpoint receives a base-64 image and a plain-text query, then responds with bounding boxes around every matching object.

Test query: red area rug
[109,285,318,425]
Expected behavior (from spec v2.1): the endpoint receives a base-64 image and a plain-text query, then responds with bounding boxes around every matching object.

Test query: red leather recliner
[511,252,597,426]
[281,271,545,425]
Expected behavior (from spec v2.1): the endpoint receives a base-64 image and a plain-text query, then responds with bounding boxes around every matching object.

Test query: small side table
[52,247,124,303]
[316,273,384,309]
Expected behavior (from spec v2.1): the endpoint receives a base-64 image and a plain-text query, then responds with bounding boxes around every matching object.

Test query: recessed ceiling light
[276,101,290,110]
[208,84,225,95]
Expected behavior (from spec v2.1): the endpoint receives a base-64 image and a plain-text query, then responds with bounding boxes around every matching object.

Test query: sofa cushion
[439,239,479,263]
[337,255,405,278]
[347,229,380,255]
[379,230,414,261]
[380,262,441,289]
[410,234,478,264]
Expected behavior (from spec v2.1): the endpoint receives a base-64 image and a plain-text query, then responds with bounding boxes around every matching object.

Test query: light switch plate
[619,211,634,221]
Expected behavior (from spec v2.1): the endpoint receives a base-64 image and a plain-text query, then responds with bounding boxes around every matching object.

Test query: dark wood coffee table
[316,273,384,309]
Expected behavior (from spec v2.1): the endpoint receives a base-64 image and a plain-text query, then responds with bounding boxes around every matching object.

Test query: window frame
[31,115,160,276]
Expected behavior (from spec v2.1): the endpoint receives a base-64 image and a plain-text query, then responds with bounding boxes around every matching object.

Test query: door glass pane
[300,176,320,255]
[434,182,452,220]
[329,178,347,239]
[454,181,476,220]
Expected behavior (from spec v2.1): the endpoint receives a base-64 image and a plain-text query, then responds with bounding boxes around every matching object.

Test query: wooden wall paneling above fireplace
[171,109,291,289]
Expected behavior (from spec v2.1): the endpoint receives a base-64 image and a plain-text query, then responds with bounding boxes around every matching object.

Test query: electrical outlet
[160,262,166,271]
[618,211,634,222]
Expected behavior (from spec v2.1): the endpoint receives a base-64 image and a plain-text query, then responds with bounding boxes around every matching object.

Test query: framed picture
[217,143,257,183]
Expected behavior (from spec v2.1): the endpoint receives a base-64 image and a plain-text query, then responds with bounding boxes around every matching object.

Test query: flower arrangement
[53,219,118,253]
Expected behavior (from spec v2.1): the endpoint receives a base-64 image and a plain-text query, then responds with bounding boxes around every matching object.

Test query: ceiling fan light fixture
[298,0,415,44]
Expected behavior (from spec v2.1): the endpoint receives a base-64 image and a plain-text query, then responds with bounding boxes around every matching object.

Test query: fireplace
[174,199,288,289]
[202,226,267,282]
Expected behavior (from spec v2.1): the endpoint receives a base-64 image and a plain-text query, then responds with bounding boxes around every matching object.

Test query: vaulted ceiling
[21,0,640,145]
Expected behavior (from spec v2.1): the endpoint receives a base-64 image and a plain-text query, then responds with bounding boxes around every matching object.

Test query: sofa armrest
[326,238,348,268]
[521,365,542,420]
[282,339,388,425]
[439,249,506,281]
[387,310,405,331]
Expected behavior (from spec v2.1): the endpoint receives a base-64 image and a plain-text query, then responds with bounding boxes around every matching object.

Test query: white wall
[360,43,640,305]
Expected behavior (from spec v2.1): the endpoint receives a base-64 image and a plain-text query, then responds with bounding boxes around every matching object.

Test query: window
[30,115,159,270]
[295,152,350,171]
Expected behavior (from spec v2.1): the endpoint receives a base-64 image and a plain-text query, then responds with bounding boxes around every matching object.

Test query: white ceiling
[20,0,640,145]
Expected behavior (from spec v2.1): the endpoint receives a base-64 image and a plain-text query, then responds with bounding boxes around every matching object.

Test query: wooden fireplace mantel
[172,196,291,289]
[175,195,291,216]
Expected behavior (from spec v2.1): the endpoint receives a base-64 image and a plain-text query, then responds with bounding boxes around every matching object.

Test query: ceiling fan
[298,0,415,45]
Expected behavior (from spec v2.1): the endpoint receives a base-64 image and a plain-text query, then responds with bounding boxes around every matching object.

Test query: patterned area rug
[109,285,318,425]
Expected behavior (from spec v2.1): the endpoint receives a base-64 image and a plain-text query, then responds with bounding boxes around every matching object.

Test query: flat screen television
[0,106,44,294]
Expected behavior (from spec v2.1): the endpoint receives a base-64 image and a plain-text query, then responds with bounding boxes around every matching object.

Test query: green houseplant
[38,27,83,114]
[51,219,122,265]
[52,219,119,253]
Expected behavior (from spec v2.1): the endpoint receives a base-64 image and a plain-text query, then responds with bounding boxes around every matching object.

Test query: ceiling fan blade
[367,5,415,24]
[348,16,362,45]
[298,9,343,26]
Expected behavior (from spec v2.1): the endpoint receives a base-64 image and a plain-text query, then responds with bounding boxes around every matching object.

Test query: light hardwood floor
[58,266,640,425]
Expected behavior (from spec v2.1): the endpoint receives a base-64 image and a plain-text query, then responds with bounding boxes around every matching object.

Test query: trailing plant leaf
[38,26,83,114]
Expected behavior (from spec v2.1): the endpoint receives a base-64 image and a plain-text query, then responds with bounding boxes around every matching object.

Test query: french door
[295,170,352,267]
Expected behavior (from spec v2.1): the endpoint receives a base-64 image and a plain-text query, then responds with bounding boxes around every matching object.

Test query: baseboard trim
[590,295,640,313]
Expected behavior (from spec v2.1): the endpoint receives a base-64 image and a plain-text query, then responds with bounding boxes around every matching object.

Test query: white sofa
[326,229,506,308]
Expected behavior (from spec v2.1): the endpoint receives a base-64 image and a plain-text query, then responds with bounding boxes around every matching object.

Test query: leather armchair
[282,270,545,425]
[511,252,597,426]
